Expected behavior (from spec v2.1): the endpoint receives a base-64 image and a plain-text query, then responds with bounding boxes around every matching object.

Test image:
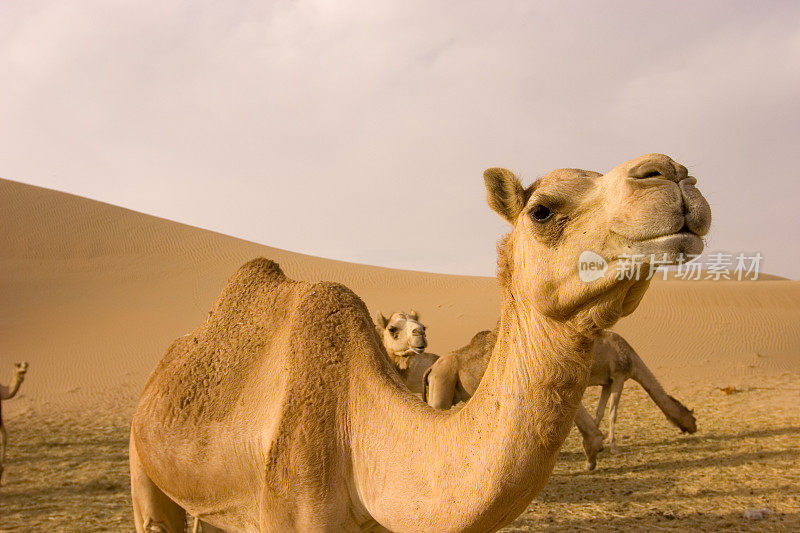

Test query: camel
[590,330,696,451]
[1,362,28,485]
[375,310,438,395]
[425,328,696,459]
[130,153,710,532]
[423,328,606,469]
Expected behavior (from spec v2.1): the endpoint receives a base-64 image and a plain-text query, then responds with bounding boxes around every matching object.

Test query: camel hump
[209,258,290,316]
[296,280,372,327]
[235,257,286,282]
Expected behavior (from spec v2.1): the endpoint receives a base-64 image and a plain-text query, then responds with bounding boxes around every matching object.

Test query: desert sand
[1,177,798,531]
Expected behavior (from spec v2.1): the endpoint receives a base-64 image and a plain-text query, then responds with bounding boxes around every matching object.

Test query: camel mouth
[615,230,704,261]
[629,230,705,262]
[397,346,425,357]
[630,229,700,245]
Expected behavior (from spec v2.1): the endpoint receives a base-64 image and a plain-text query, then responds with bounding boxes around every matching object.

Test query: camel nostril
[629,160,677,181]
[630,166,665,180]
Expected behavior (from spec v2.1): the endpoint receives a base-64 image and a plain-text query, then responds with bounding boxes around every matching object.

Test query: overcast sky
[2,1,799,278]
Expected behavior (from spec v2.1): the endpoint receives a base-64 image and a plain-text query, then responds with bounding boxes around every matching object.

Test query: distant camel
[375,310,438,395]
[425,329,696,456]
[130,154,710,531]
[1,362,28,485]
[590,331,696,451]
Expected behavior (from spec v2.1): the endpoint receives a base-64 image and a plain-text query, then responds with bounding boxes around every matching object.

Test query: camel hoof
[608,445,621,455]
[143,519,170,533]
[581,436,603,471]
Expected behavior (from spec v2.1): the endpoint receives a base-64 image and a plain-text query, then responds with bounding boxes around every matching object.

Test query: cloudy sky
[2,1,799,278]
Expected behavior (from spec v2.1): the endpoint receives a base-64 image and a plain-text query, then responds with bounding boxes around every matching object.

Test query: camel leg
[423,358,458,410]
[606,378,625,453]
[594,385,611,427]
[0,424,7,485]
[628,350,698,434]
[197,520,227,532]
[130,430,187,533]
[186,516,228,533]
[573,405,604,471]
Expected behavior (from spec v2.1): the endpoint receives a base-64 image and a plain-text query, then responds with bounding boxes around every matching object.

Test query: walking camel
[425,328,696,457]
[1,362,28,485]
[130,154,710,532]
[590,330,696,451]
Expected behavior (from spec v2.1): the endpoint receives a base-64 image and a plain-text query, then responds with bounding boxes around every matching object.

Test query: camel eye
[530,205,553,222]
[388,326,398,337]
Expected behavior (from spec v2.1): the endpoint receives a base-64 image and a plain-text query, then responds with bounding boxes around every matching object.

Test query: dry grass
[502,373,800,532]
[0,421,131,532]
[1,374,797,532]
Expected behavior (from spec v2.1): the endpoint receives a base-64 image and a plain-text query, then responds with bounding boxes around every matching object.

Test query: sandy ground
[1,178,798,531]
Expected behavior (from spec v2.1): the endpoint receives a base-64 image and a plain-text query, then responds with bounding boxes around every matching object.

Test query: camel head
[14,362,28,376]
[485,153,711,331]
[376,310,428,370]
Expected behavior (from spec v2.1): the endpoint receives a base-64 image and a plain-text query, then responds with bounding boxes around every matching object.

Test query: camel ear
[484,168,525,224]
[408,309,418,321]
[376,312,388,329]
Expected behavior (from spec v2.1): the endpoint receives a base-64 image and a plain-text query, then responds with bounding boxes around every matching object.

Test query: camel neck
[350,288,592,531]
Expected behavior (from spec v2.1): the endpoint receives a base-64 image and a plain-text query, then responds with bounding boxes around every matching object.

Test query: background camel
[130,153,710,532]
[425,328,696,457]
[375,310,438,395]
[591,331,696,451]
[423,329,605,470]
[0,362,28,485]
